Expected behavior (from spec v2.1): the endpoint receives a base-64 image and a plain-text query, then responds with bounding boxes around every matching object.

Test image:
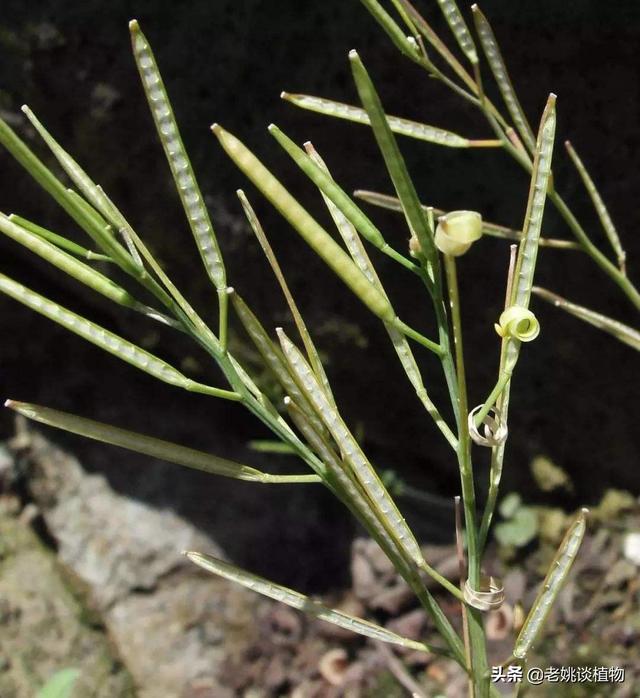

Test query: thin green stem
[186,381,242,401]
[260,473,321,484]
[218,287,229,353]
[393,318,444,355]
[473,368,512,427]
[443,255,489,696]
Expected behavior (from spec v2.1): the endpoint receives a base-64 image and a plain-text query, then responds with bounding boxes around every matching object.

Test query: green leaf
[186,550,435,652]
[494,508,538,548]
[514,508,588,659]
[5,400,318,484]
[281,93,473,148]
[36,668,80,698]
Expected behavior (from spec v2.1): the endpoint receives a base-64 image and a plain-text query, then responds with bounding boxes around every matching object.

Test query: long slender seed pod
[0,116,135,271]
[473,97,556,430]
[281,93,478,148]
[9,214,111,261]
[359,0,422,63]
[186,551,437,653]
[285,397,412,571]
[306,143,457,448]
[0,272,235,398]
[21,105,130,230]
[236,191,334,401]
[471,6,536,153]
[436,0,478,65]
[270,126,415,273]
[511,94,556,309]
[353,190,580,250]
[5,401,317,484]
[532,287,640,351]
[211,124,395,322]
[122,223,221,349]
[276,329,426,569]
[284,396,465,664]
[0,214,136,308]
[514,509,588,659]
[129,20,226,296]
[230,290,329,437]
[349,51,437,269]
[564,141,626,272]
[398,0,478,92]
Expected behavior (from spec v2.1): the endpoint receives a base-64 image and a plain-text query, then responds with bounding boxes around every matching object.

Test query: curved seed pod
[9,214,110,261]
[5,400,318,483]
[436,0,478,65]
[349,51,437,269]
[0,272,190,389]
[471,6,536,153]
[533,287,640,351]
[130,20,226,294]
[511,95,557,309]
[564,141,625,272]
[0,116,134,272]
[494,306,540,342]
[434,210,482,257]
[360,0,422,63]
[0,213,136,308]
[277,329,424,569]
[186,551,436,653]
[282,93,472,148]
[514,508,588,659]
[211,124,395,322]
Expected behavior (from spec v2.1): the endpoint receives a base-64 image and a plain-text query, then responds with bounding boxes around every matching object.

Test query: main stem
[443,256,490,696]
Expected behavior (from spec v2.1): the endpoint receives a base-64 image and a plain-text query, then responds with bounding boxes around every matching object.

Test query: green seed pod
[495,306,540,342]
[434,210,482,256]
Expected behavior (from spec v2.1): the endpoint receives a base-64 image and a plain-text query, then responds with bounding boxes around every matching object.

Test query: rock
[0,509,134,697]
[623,532,640,566]
[17,432,260,697]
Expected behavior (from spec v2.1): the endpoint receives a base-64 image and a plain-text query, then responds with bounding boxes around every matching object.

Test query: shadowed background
[0,0,638,591]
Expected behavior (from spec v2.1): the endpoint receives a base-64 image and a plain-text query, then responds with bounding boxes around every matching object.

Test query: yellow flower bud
[495,306,540,342]
[435,210,483,257]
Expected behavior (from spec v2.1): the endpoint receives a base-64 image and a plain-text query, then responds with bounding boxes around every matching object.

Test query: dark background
[0,0,638,590]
